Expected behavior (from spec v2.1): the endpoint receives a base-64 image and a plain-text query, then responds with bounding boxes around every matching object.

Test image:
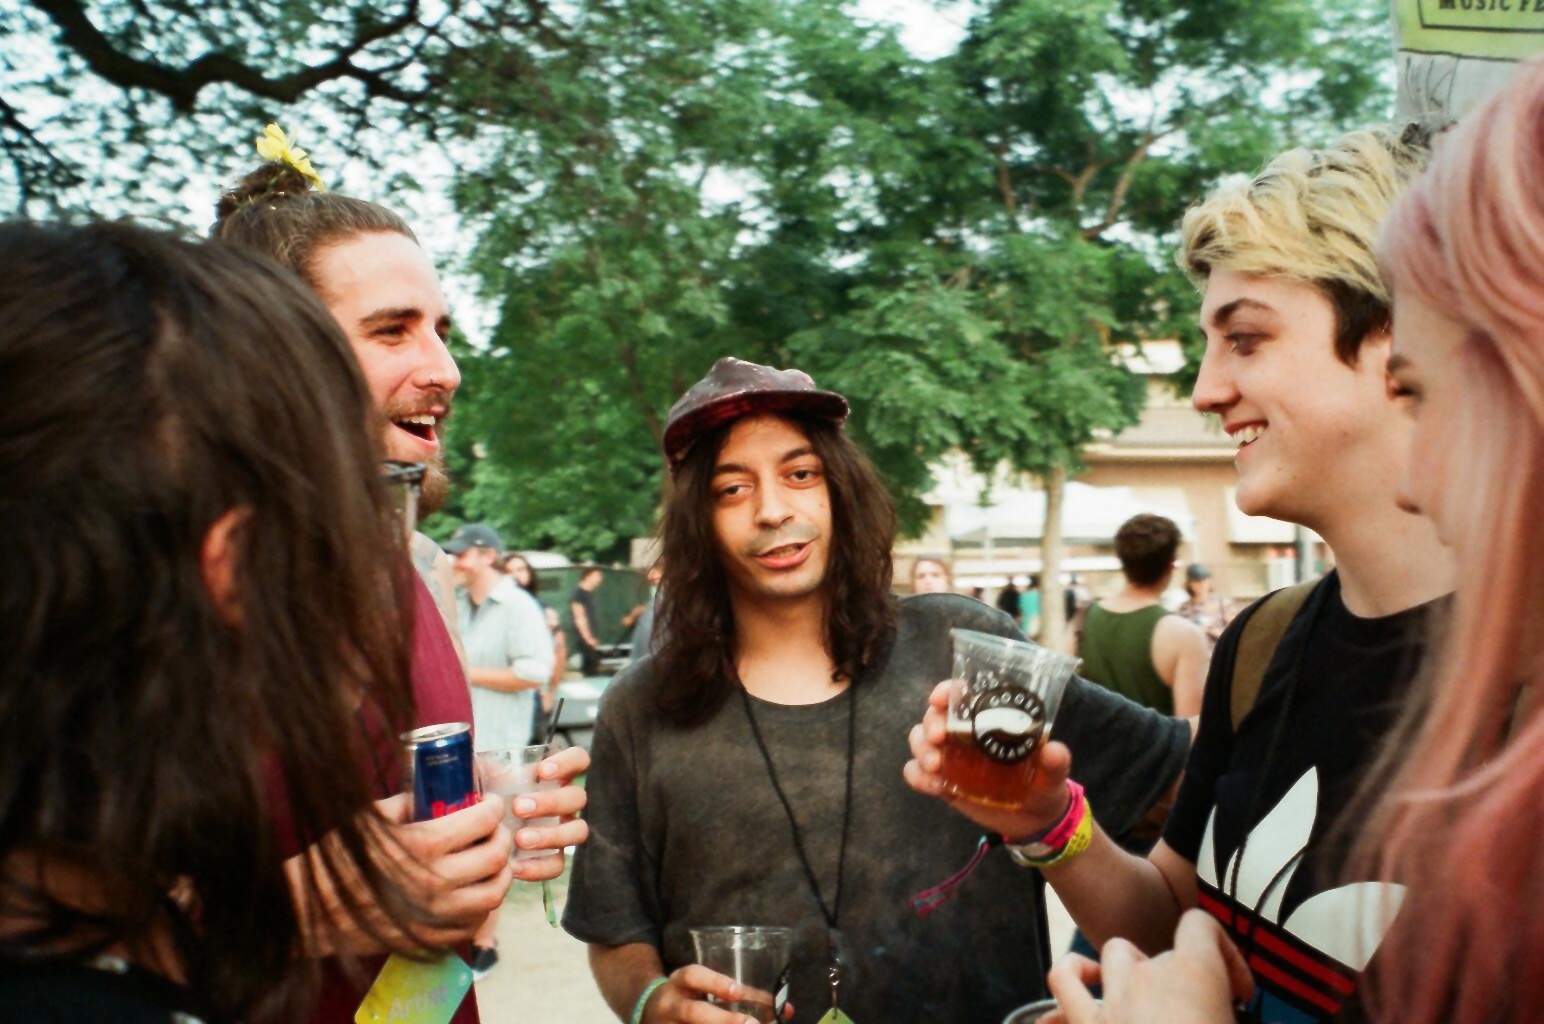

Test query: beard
[419,453,450,517]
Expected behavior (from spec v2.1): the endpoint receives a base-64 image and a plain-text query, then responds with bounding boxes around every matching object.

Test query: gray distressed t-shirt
[564,594,1189,1023]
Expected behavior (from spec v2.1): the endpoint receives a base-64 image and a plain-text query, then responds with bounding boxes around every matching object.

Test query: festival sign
[1393,0,1544,121]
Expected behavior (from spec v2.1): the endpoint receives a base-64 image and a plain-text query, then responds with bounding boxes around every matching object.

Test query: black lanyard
[739,679,856,1007]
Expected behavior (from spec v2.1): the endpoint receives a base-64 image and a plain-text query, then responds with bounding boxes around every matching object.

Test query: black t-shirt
[0,957,217,1023]
[565,594,1191,1024]
[1163,572,1443,1024]
[570,587,598,647]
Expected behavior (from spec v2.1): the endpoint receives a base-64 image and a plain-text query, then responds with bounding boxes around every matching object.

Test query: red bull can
[402,722,478,822]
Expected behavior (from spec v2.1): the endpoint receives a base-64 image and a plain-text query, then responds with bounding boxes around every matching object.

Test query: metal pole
[1294,525,1314,583]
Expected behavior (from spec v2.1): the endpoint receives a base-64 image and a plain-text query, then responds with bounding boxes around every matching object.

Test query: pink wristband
[1005,780,1086,850]
[1040,782,1088,850]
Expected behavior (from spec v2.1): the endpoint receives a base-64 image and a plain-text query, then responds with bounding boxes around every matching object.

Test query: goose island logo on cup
[964,674,1046,764]
[940,629,1079,809]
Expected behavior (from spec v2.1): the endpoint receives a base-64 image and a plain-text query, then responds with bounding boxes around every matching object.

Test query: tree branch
[0,94,83,210]
[1068,160,1101,208]
[618,344,665,446]
[993,140,1019,221]
[1080,128,1166,241]
[25,0,426,112]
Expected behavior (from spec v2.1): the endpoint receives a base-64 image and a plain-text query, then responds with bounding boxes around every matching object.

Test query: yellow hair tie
[255,123,326,191]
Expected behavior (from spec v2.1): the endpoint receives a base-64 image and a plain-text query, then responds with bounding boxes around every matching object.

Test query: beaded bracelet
[631,976,669,1024]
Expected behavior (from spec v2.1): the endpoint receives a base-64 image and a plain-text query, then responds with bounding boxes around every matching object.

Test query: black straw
[543,697,565,747]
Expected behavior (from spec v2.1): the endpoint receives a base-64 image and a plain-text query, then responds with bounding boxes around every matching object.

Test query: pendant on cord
[814,939,857,1024]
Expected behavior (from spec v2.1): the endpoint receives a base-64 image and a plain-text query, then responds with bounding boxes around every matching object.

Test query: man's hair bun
[213,162,318,226]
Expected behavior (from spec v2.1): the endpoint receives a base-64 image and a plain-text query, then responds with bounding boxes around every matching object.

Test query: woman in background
[910,555,954,595]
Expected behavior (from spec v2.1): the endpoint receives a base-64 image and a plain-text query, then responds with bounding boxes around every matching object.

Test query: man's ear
[1363,322,1394,364]
[200,508,249,626]
[1359,325,1401,399]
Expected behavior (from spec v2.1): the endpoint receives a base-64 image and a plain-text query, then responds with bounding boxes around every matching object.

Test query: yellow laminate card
[354,953,472,1024]
[816,1011,856,1024]
[1395,0,1544,60]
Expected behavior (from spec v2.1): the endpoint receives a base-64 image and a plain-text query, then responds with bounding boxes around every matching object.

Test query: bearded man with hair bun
[211,125,590,1024]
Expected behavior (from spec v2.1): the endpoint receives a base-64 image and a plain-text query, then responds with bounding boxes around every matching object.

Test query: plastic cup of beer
[476,743,560,862]
[939,628,1080,808]
[689,926,792,1023]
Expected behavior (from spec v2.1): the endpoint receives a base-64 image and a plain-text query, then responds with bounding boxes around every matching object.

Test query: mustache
[743,525,818,558]
[383,394,454,421]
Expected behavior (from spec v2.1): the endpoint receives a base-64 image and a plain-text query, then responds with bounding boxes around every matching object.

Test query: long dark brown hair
[652,413,898,725]
[0,222,431,1021]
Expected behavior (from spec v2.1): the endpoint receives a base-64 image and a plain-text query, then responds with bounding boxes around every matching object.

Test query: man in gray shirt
[443,521,557,977]
[564,358,1189,1024]
[444,522,556,751]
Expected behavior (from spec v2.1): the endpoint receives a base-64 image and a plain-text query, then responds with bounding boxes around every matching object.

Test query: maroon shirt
[303,573,482,1024]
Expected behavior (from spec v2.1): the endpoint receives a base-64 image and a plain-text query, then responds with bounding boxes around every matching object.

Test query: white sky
[854,0,973,59]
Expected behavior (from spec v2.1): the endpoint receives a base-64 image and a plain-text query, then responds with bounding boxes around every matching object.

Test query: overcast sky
[855,0,972,58]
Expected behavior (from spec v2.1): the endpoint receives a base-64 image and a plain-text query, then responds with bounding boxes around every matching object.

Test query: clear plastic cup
[939,629,1080,808]
[476,743,559,861]
[690,926,793,1024]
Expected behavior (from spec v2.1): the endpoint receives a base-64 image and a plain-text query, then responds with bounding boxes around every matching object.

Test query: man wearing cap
[1178,563,1231,647]
[443,521,557,978]
[445,523,558,752]
[563,358,1190,1024]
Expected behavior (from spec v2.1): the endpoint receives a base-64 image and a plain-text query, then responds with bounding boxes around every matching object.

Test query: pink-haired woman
[1046,56,1544,1024]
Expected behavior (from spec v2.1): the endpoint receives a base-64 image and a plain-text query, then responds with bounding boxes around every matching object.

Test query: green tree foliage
[447,0,1388,560]
[6,0,1391,562]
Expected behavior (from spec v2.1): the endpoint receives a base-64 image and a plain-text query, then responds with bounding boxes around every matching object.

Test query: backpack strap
[1230,579,1319,732]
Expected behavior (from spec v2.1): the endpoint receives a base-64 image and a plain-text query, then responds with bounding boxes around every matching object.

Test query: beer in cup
[939,628,1079,808]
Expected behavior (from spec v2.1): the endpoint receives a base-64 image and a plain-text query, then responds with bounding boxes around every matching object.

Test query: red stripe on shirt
[1248,956,1343,1015]
[1198,887,1358,997]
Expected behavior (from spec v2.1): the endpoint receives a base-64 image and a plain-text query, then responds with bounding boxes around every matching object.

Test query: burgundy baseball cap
[663,357,849,471]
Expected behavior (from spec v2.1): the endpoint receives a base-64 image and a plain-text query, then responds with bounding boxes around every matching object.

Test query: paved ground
[474,870,614,1023]
[474,869,1078,1024]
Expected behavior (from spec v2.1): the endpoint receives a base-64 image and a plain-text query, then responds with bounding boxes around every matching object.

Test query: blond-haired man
[907,127,1455,1024]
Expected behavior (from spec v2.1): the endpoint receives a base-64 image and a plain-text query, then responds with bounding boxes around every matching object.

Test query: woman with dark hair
[0,221,454,1021]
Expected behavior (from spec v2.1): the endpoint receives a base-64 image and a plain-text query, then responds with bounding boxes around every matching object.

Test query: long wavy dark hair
[0,222,432,1021]
[652,413,898,725]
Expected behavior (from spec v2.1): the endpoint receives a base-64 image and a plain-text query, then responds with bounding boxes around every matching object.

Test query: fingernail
[518,828,539,847]
[515,798,536,816]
